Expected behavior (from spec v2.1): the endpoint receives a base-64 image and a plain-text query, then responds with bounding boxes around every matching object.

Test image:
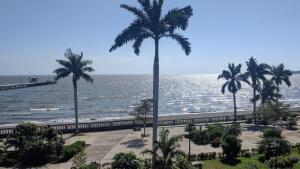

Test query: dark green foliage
[59,141,86,163]
[5,123,38,151]
[206,124,225,139]
[268,156,299,169]
[210,137,221,148]
[185,123,196,133]
[111,152,142,169]
[221,134,241,161]
[258,138,291,160]
[263,128,282,138]
[1,123,64,167]
[225,122,242,136]
[191,129,209,145]
[174,154,195,169]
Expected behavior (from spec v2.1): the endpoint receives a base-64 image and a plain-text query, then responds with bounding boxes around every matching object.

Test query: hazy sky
[0,0,299,75]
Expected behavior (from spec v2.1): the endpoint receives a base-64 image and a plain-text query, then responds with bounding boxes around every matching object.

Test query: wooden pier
[0,81,56,91]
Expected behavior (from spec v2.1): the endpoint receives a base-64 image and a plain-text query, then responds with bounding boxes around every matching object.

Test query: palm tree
[144,128,183,169]
[109,0,193,164]
[243,57,269,122]
[133,99,153,137]
[268,64,293,113]
[218,63,244,122]
[54,49,94,133]
[259,80,280,106]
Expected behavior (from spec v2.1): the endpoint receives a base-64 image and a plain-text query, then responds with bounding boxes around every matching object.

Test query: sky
[0,0,299,75]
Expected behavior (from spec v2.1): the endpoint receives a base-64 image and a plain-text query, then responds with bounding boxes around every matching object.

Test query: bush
[0,151,21,167]
[221,134,241,161]
[206,124,225,140]
[185,123,196,133]
[258,138,291,160]
[174,154,195,169]
[246,118,253,124]
[225,123,242,136]
[263,128,282,138]
[191,130,209,145]
[21,143,54,166]
[210,137,221,148]
[287,117,297,130]
[111,152,142,169]
[59,141,86,163]
[268,156,299,169]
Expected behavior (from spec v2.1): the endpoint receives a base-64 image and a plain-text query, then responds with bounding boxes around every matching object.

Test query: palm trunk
[152,38,159,167]
[276,88,279,119]
[144,106,146,137]
[253,89,256,123]
[73,77,79,134]
[233,92,237,122]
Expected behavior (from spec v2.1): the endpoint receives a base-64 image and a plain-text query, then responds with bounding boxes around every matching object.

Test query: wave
[30,107,60,111]
[8,112,33,116]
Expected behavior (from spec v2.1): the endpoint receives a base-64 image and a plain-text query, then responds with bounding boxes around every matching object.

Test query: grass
[203,150,300,169]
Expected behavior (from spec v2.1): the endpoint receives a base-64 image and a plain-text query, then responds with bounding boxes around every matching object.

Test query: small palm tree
[259,80,280,106]
[243,57,269,122]
[54,49,94,133]
[144,128,183,169]
[268,64,293,103]
[109,0,193,163]
[133,99,153,137]
[218,63,244,122]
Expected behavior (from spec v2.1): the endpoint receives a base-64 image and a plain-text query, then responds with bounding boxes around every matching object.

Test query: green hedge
[59,141,86,162]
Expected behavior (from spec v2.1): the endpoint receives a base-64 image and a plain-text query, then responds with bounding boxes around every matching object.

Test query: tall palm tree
[218,63,244,122]
[54,49,94,133]
[144,128,183,169]
[268,64,293,113]
[109,0,193,163]
[243,57,269,122]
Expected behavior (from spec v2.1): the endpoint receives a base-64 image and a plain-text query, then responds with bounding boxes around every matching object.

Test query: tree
[218,63,244,122]
[144,128,183,169]
[54,49,94,133]
[184,123,196,161]
[268,64,293,114]
[111,152,143,169]
[221,134,241,161]
[109,1,193,165]
[132,99,153,137]
[243,57,269,122]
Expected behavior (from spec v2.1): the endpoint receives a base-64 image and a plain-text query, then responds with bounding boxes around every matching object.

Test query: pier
[0,81,56,91]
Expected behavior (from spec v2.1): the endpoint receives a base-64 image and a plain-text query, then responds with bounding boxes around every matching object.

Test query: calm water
[0,74,300,125]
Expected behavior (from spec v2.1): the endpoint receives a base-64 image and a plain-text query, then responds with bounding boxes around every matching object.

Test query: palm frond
[82,67,95,73]
[133,33,152,55]
[81,73,94,83]
[110,19,146,52]
[120,4,147,20]
[163,6,193,32]
[167,33,191,55]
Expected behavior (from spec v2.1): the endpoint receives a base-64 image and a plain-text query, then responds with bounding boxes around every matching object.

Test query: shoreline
[1,106,299,128]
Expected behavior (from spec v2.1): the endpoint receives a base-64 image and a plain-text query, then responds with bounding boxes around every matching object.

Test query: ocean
[0,74,299,125]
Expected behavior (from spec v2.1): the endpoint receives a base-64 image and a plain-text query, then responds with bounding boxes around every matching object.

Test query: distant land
[293,71,300,74]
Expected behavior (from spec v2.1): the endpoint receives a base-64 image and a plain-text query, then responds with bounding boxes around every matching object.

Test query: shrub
[210,137,221,148]
[263,128,282,138]
[221,134,241,160]
[111,152,142,169]
[191,130,209,145]
[206,124,225,140]
[174,154,195,169]
[59,141,86,162]
[225,123,242,136]
[72,151,87,169]
[185,123,196,133]
[258,138,291,160]
[287,117,297,130]
[21,143,54,166]
[246,118,253,124]
[0,151,21,167]
[268,156,299,169]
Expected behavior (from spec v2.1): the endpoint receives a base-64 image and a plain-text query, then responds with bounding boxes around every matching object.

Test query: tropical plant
[243,57,269,122]
[54,49,95,133]
[268,64,293,113]
[111,152,143,169]
[221,134,241,161]
[259,80,280,105]
[144,128,183,169]
[109,1,193,164]
[174,154,195,169]
[184,123,195,161]
[225,122,242,136]
[218,63,244,122]
[132,99,153,137]
[72,151,87,169]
